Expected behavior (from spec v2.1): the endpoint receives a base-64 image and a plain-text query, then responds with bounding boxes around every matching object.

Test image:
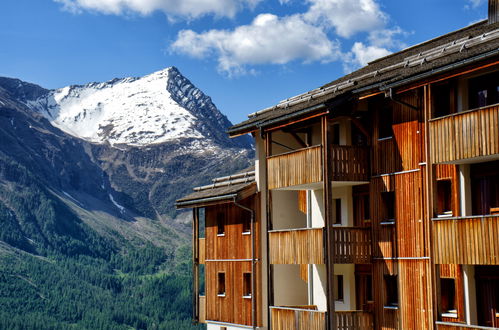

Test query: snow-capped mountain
[25,67,249,148]
[0,68,253,221]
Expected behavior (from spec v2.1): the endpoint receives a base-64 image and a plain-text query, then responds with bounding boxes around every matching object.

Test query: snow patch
[108,194,125,214]
[26,67,210,147]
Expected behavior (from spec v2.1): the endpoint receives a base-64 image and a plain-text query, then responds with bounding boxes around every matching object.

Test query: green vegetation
[0,244,200,330]
[0,158,201,329]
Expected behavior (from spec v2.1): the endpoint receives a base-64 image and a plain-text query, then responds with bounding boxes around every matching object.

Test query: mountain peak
[20,68,250,149]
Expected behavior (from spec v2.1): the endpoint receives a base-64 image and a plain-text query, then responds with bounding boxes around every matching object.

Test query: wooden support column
[265,132,274,326]
[424,84,439,326]
[192,207,200,323]
[322,116,335,329]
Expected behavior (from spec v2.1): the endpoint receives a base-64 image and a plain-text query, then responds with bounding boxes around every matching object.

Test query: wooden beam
[322,116,336,329]
[192,207,200,323]
[290,131,308,148]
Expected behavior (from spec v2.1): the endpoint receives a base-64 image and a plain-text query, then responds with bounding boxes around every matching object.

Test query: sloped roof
[228,20,499,136]
[175,168,256,208]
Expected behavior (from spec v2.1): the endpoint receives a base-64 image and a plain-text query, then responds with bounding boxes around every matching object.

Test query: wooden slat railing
[436,321,499,330]
[430,104,499,163]
[269,228,324,264]
[269,227,372,264]
[199,295,206,323]
[433,215,499,265]
[267,145,323,189]
[199,238,205,264]
[270,306,326,330]
[333,227,372,264]
[335,311,373,330]
[330,145,370,182]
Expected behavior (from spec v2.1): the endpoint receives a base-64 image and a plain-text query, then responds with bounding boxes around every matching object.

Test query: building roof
[228,20,499,136]
[175,168,256,208]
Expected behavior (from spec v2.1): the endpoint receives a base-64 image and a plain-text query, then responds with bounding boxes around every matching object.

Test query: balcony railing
[270,306,326,330]
[432,215,499,265]
[430,104,499,164]
[330,145,370,182]
[335,311,373,330]
[269,227,372,265]
[267,145,323,189]
[269,228,324,264]
[332,227,372,264]
[270,307,373,330]
[436,321,499,330]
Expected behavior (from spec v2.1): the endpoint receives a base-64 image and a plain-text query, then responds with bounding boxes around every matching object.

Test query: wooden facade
[204,196,261,327]
[183,8,499,329]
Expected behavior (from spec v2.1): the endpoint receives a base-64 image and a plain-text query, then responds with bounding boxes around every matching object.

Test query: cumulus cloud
[171,13,341,76]
[303,0,387,38]
[352,42,390,65]
[54,0,261,19]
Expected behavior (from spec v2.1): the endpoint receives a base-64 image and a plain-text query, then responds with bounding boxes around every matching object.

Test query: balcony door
[476,266,499,327]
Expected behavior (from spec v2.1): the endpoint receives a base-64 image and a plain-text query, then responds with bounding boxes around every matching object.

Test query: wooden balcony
[330,145,370,182]
[269,227,372,265]
[436,321,499,330]
[332,227,372,264]
[269,228,324,264]
[433,215,499,265]
[335,311,373,330]
[430,104,499,164]
[270,307,373,330]
[270,306,326,330]
[267,145,323,189]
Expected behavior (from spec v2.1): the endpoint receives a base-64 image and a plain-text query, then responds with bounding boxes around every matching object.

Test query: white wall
[311,264,328,311]
[273,265,308,306]
[334,264,356,311]
[271,190,306,230]
[310,189,325,228]
[331,186,354,227]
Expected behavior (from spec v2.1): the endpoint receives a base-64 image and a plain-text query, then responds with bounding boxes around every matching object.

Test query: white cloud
[171,13,341,76]
[343,42,391,72]
[304,0,387,38]
[54,0,261,19]
[368,26,408,49]
[466,0,485,9]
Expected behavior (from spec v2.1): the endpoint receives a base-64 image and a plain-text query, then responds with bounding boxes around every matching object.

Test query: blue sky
[0,0,488,124]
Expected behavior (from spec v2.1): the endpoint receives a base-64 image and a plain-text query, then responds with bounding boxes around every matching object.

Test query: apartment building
[177,2,499,329]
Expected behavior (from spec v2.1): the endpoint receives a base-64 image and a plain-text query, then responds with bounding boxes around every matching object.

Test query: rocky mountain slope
[0,68,252,328]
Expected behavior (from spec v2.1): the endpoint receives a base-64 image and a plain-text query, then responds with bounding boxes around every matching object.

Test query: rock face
[0,67,253,231]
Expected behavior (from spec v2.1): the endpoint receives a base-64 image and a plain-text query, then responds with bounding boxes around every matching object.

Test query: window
[334,275,344,301]
[333,198,342,225]
[243,273,252,298]
[332,123,341,145]
[363,195,370,221]
[381,191,395,223]
[384,275,398,307]
[217,212,225,236]
[242,215,251,234]
[217,272,226,296]
[366,275,373,302]
[440,278,457,316]
[432,81,456,118]
[378,105,393,139]
[468,72,499,109]
[437,180,452,217]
